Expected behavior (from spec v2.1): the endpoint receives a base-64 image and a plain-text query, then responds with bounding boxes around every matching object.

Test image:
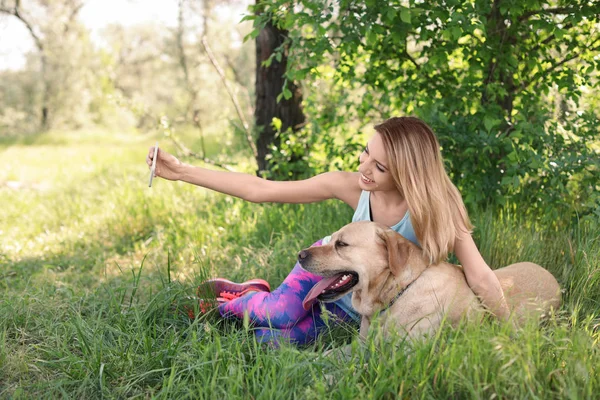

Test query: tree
[252,0,305,176]
[177,0,306,176]
[249,0,600,221]
[0,0,87,130]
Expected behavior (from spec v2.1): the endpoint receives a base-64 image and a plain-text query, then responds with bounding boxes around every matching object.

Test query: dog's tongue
[302,275,342,311]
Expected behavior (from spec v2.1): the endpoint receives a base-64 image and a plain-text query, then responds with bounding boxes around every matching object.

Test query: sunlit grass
[1,129,598,398]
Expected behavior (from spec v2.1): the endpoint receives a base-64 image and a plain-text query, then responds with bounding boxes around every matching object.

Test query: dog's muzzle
[298,250,311,264]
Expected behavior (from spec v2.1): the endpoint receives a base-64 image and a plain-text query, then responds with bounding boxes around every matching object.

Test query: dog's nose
[298,250,310,262]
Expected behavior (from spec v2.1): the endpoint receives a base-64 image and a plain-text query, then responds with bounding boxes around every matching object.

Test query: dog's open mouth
[302,272,359,310]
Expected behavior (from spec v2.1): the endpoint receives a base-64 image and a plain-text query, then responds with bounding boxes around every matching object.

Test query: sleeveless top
[323,190,420,322]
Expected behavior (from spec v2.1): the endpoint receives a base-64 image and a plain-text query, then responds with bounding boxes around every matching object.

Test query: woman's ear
[377,228,411,276]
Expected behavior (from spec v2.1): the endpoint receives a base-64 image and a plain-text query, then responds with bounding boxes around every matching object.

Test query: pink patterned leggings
[218,239,354,345]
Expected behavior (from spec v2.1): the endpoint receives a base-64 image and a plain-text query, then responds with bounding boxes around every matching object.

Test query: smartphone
[149,142,158,187]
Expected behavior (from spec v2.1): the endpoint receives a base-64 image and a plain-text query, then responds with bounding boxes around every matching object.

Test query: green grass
[1,129,599,399]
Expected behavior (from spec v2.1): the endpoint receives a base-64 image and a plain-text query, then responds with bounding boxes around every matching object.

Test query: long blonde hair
[375,117,473,265]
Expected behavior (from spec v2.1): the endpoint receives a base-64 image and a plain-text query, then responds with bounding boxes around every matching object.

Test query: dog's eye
[335,240,349,248]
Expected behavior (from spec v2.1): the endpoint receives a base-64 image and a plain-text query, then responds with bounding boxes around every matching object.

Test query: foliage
[263,101,365,180]
[247,0,600,223]
[0,0,255,137]
[0,0,102,131]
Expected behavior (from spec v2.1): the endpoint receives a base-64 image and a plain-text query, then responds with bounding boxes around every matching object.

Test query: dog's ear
[377,228,411,276]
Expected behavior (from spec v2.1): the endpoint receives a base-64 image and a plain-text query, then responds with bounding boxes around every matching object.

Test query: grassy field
[1,130,599,399]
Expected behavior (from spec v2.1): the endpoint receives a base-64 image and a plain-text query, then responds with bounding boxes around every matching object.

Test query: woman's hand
[146,147,183,181]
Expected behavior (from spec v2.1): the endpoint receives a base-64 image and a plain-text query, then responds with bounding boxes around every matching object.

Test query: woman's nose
[360,154,374,167]
[359,152,367,164]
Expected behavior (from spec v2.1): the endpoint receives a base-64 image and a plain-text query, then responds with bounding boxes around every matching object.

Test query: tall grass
[0,130,598,398]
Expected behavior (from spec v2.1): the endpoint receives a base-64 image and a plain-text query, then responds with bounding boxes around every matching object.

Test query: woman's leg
[217,238,357,344]
[218,239,326,329]
[253,302,353,345]
[219,262,324,328]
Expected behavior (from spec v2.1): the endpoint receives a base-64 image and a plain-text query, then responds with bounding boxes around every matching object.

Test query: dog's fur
[299,221,561,339]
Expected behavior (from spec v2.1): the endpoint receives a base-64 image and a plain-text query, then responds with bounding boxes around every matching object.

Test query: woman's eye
[376,164,385,172]
[335,240,348,247]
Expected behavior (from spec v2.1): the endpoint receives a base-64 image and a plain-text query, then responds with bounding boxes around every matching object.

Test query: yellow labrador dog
[299,221,561,339]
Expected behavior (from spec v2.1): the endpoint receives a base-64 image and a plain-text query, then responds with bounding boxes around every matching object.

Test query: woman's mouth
[361,173,375,184]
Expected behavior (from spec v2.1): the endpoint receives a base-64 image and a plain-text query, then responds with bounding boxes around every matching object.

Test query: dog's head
[299,221,428,316]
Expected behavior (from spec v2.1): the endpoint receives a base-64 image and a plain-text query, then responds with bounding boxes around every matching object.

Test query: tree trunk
[482,0,516,118]
[40,52,49,129]
[254,18,304,175]
[0,3,49,129]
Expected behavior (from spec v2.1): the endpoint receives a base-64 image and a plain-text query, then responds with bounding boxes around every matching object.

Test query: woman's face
[358,132,396,193]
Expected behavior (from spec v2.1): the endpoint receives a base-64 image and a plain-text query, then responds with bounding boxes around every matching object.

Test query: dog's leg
[359,316,371,340]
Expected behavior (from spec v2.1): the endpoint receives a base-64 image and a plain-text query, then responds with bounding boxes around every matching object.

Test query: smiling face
[358,132,397,193]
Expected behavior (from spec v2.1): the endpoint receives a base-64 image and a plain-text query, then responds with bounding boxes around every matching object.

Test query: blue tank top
[327,190,420,322]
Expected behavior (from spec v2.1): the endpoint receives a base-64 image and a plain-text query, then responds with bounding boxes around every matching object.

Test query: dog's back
[494,262,561,323]
[384,261,561,338]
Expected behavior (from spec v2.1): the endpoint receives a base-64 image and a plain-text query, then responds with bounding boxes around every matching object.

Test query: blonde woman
[147,116,509,344]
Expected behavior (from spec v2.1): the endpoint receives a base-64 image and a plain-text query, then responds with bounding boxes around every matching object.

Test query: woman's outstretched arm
[146,146,362,207]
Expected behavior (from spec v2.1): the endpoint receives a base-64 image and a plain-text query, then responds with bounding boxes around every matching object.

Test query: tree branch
[518,6,581,22]
[0,1,44,52]
[200,35,258,159]
[63,0,85,33]
[524,22,574,54]
[520,37,600,93]
[176,0,207,158]
[223,53,255,118]
[177,0,191,86]
[112,94,235,171]
[169,133,236,172]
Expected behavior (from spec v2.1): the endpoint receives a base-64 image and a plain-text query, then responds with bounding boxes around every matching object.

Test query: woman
[147,116,509,344]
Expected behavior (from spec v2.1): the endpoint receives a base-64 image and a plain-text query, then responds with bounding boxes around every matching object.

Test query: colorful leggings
[218,239,354,345]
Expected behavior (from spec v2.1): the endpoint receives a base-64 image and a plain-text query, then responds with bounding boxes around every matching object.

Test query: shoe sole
[200,278,271,295]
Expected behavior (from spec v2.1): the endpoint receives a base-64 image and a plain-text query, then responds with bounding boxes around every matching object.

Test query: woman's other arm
[454,230,511,321]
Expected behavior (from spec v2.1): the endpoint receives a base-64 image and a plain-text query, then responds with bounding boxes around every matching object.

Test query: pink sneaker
[197,278,271,298]
[191,278,271,318]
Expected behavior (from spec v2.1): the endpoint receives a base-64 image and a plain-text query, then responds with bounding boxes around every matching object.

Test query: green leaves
[483,115,501,132]
[400,7,411,24]
[253,0,600,222]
